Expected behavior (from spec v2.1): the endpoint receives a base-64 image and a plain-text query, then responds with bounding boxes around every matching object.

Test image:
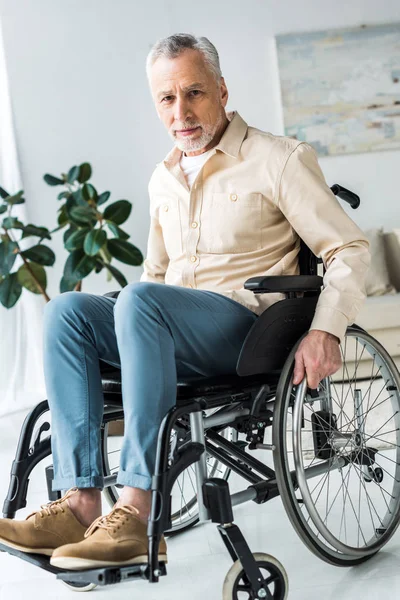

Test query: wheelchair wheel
[273,325,400,566]
[101,413,236,535]
[222,553,288,599]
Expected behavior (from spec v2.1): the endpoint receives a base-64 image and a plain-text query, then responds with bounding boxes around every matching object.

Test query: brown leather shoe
[50,505,168,570]
[0,488,87,556]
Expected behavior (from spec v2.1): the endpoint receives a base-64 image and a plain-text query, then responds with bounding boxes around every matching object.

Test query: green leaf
[0,240,18,276]
[63,225,77,244]
[65,193,78,216]
[65,227,90,251]
[69,205,97,227]
[43,174,65,186]
[57,204,69,226]
[103,200,131,225]
[2,216,24,230]
[64,249,96,282]
[21,244,55,267]
[17,262,47,294]
[107,239,143,266]
[0,186,10,199]
[60,276,77,293]
[77,162,92,184]
[103,262,128,287]
[21,224,51,240]
[99,245,112,263]
[58,191,70,201]
[84,229,107,256]
[71,189,87,206]
[97,191,111,206]
[67,165,80,184]
[0,273,22,308]
[82,183,98,202]
[4,190,25,205]
[106,221,130,240]
[94,260,104,274]
[0,204,7,214]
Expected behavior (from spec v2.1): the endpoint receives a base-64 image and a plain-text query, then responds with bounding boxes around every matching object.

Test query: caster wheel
[364,466,384,484]
[222,552,288,600]
[61,580,97,592]
[371,467,384,483]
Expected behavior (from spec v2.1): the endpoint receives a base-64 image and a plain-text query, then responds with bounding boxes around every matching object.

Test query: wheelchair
[2,184,400,599]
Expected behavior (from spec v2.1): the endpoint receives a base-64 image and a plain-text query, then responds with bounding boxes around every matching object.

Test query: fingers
[306,370,321,390]
[293,352,305,385]
[292,335,343,389]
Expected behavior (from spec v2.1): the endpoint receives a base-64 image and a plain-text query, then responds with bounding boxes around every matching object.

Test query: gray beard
[171,112,223,153]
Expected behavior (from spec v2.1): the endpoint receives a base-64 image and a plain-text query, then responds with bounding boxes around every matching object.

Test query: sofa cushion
[356,292,400,331]
[364,228,396,296]
[384,229,400,292]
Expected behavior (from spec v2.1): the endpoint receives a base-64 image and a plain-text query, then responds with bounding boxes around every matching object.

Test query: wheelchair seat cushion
[100,362,275,404]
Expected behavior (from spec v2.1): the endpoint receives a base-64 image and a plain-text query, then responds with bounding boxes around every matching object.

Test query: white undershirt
[180,149,213,189]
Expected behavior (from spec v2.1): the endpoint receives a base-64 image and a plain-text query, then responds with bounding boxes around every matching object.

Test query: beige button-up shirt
[140,111,370,342]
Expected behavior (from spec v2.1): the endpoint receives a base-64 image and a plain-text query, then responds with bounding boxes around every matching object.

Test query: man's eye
[189,90,201,97]
[161,96,173,103]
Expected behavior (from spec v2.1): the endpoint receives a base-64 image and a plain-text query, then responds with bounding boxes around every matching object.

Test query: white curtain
[0,17,46,415]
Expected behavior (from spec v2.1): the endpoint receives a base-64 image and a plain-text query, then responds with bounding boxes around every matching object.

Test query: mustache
[172,123,201,132]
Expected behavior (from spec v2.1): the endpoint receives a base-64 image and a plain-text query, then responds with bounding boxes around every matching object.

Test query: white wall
[0,0,399,298]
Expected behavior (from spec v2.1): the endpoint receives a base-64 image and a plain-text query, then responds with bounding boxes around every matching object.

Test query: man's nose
[174,97,191,123]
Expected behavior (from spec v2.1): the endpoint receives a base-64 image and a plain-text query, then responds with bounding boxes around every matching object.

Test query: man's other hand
[293,330,342,389]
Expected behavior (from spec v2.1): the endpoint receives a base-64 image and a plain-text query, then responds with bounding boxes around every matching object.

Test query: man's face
[149,49,228,156]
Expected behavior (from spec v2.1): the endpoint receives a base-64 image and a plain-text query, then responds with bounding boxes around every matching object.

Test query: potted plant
[0,187,54,308]
[0,162,143,308]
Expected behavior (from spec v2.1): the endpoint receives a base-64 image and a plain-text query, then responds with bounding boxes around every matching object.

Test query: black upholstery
[236,296,318,376]
[100,362,274,401]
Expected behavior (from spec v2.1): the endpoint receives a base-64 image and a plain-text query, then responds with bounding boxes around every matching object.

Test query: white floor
[0,410,400,599]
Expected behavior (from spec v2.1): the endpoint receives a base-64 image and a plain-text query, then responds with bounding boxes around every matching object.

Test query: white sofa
[351,231,400,375]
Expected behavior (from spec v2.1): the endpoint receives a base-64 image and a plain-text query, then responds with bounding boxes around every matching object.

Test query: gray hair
[146,33,222,82]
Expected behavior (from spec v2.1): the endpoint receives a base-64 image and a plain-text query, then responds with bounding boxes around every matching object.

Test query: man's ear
[220,76,229,108]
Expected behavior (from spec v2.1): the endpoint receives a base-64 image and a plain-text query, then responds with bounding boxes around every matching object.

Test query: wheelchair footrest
[0,543,166,586]
[57,562,167,586]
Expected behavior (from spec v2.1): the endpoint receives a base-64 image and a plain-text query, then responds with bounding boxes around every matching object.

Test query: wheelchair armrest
[243,275,323,294]
[103,290,121,299]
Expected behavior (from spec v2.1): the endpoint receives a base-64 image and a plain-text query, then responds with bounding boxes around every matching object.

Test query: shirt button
[190,255,197,262]
[230,193,238,202]
[191,222,198,228]
[163,205,169,211]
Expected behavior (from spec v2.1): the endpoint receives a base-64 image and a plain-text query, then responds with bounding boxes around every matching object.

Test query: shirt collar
[162,110,248,169]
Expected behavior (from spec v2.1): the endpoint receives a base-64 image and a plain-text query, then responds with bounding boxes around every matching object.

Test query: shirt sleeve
[275,141,371,342]
[139,193,169,284]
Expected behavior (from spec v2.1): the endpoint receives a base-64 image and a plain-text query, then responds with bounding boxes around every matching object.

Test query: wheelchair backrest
[236,295,318,376]
[236,238,321,377]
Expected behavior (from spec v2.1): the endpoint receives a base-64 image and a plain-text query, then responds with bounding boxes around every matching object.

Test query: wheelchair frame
[0,359,291,594]
[1,184,384,599]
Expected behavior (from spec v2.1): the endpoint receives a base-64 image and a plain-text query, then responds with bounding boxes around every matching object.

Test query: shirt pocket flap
[211,192,262,207]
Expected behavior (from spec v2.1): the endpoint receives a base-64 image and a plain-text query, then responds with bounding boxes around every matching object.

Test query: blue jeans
[42,282,258,492]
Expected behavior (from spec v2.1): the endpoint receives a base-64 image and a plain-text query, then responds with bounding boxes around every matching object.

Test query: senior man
[0,34,369,569]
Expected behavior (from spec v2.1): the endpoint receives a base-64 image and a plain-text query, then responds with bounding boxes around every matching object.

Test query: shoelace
[84,505,139,538]
[25,487,79,520]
